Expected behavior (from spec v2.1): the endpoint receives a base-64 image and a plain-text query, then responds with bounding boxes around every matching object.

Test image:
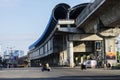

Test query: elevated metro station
[28,0,120,68]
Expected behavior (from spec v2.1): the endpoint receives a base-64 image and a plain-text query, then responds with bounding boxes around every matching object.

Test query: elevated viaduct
[28,0,120,67]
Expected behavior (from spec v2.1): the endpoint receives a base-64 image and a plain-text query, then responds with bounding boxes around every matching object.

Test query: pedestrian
[106,63,111,69]
[81,63,86,70]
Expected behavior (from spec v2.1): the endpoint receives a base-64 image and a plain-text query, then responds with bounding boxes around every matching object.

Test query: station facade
[28,0,120,67]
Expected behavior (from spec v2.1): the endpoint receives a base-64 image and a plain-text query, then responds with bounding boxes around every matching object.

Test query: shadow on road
[0,75,120,80]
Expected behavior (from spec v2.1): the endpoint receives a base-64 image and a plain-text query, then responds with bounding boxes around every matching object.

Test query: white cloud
[0,0,20,7]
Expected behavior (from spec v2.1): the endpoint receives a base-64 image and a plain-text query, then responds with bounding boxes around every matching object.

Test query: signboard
[106,52,116,59]
[95,41,101,51]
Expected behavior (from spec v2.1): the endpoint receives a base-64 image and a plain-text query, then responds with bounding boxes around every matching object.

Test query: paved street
[0,67,120,80]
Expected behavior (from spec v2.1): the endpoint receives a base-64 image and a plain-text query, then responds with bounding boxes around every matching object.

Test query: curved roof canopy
[29,3,89,50]
[70,3,89,19]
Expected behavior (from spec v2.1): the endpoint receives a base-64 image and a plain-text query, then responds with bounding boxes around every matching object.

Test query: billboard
[19,50,24,57]
[14,50,19,57]
[106,52,116,59]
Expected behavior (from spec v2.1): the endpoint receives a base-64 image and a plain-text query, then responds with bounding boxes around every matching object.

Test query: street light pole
[67,8,71,28]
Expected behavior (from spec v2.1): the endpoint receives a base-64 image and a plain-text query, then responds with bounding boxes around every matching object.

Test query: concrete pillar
[59,52,63,66]
[67,41,74,67]
[59,51,68,66]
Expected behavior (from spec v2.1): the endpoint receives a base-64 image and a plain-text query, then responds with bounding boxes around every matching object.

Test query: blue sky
[0,0,92,55]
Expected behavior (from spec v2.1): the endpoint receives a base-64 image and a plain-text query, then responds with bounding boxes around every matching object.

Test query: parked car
[83,60,97,68]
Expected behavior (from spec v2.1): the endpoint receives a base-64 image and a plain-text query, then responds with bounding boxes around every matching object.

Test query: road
[0,67,120,80]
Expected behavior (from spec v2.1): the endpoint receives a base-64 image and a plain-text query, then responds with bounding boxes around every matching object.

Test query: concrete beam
[57,27,80,33]
[100,2,120,26]
[69,34,103,41]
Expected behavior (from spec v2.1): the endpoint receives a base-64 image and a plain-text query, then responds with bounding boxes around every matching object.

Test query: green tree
[83,55,87,61]
[117,51,120,61]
